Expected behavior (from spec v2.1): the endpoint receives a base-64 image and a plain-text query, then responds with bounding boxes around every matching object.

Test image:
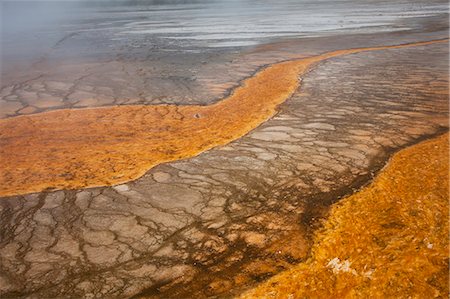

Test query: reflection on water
[113,0,446,47]
[2,0,448,50]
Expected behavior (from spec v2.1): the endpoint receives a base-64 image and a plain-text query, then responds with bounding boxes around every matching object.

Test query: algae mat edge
[240,132,449,298]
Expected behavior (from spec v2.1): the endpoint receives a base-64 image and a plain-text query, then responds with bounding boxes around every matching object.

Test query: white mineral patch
[327,257,358,275]
[113,184,130,192]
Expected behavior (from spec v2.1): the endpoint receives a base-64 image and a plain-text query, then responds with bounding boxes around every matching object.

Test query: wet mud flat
[0,3,449,299]
[0,39,448,298]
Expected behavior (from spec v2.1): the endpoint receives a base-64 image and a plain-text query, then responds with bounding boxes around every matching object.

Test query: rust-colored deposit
[0,39,446,197]
[240,133,449,299]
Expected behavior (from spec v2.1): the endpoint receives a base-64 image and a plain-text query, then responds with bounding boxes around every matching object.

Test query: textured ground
[1,39,445,197]
[241,133,449,298]
[0,38,448,298]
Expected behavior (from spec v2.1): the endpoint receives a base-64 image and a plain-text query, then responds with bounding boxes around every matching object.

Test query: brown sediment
[240,133,449,298]
[0,39,447,197]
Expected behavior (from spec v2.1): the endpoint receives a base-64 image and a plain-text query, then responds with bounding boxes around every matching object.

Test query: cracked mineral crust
[0,40,448,298]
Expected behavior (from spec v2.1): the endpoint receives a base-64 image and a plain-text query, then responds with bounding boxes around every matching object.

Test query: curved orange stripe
[0,39,447,197]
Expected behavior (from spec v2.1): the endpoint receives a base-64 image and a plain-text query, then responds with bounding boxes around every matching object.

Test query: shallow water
[1,0,447,66]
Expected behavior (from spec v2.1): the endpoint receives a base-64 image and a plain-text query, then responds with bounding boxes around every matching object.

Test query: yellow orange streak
[240,133,449,299]
[0,39,447,197]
